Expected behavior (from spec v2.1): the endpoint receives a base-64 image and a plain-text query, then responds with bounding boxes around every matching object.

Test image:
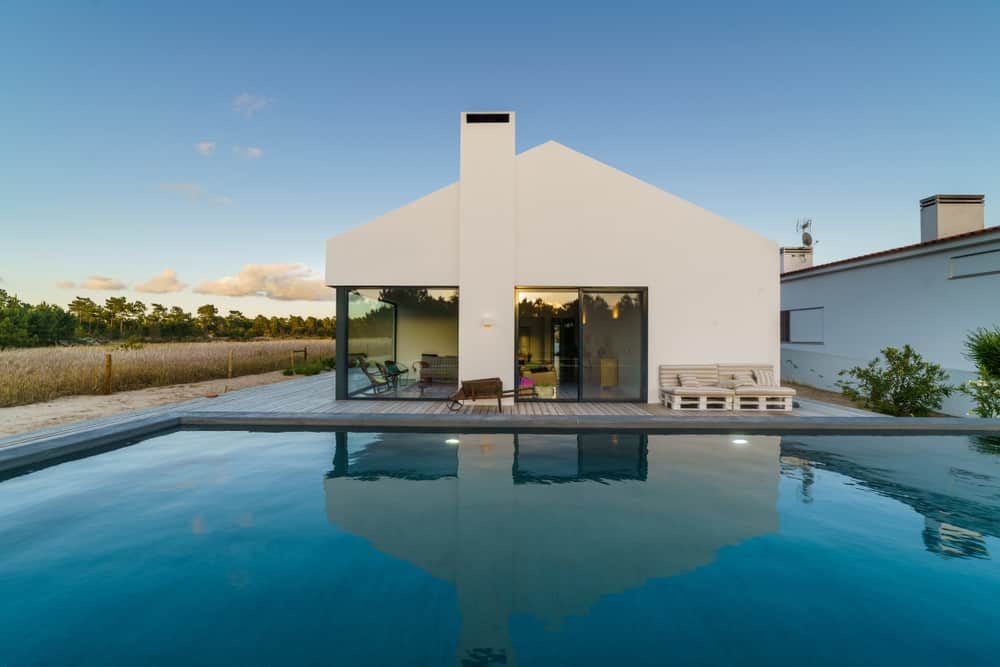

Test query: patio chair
[718,364,796,411]
[384,360,409,383]
[357,359,391,394]
[448,377,536,413]
[376,361,404,388]
[658,365,734,410]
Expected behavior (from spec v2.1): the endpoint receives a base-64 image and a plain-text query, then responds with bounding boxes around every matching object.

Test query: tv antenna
[796,218,816,247]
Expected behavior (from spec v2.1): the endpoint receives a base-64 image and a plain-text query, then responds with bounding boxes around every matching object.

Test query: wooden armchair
[447,377,536,413]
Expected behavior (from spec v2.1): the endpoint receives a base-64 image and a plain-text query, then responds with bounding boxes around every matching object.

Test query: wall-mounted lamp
[481,316,495,329]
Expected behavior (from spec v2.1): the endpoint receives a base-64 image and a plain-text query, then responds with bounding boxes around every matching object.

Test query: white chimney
[780,246,814,273]
[920,194,984,242]
[458,111,517,385]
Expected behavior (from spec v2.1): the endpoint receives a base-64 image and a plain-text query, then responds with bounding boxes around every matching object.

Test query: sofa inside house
[421,354,459,383]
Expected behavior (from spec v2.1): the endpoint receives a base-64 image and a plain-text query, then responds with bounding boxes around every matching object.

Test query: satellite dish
[796,218,816,247]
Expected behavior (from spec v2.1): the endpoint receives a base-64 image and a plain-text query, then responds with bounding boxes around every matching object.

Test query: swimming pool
[1,429,999,665]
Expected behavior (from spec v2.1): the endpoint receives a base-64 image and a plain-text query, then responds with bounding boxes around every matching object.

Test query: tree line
[0,290,335,349]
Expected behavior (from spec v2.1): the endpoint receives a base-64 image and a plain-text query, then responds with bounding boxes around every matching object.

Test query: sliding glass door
[580,291,644,401]
[516,288,646,402]
[516,290,579,400]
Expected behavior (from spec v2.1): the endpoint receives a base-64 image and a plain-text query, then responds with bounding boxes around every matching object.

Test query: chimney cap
[463,111,514,124]
[920,194,985,209]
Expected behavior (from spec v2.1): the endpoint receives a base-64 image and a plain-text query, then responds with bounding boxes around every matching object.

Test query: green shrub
[964,327,1000,378]
[284,359,332,376]
[957,376,1000,418]
[837,345,952,417]
[957,327,1000,418]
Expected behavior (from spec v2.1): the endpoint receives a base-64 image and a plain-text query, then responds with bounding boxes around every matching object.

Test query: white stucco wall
[394,311,458,369]
[515,142,780,401]
[781,233,1000,415]
[326,114,780,402]
[325,183,459,286]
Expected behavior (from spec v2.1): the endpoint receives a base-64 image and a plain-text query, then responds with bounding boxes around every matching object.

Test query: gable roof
[326,139,777,286]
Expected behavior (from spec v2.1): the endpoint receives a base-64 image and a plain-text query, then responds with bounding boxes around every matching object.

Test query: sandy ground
[0,371,296,437]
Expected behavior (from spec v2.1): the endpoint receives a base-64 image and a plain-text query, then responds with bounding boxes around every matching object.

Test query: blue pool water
[1,430,999,666]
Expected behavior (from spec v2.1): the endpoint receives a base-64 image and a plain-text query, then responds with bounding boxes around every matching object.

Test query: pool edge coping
[2,410,999,474]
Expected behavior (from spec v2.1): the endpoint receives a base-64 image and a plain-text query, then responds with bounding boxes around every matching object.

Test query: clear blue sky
[2,0,998,317]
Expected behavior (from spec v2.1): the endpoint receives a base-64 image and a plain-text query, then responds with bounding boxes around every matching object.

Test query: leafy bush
[964,327,1000,378]
[837,345,952,416]
[958,327,1000,418]
[957,377,1000,418]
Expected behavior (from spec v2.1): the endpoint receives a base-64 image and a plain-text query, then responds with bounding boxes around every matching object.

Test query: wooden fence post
[103,353,113,395]
[303,347,308,362]
[228,350,233,379]
[290,350,295,374]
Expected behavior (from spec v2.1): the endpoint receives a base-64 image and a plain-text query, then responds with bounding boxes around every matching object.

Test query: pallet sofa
[659,364,796,411]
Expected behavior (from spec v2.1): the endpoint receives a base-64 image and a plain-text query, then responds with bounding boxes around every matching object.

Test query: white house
[326,112,779,403]
[781,194,1000,415]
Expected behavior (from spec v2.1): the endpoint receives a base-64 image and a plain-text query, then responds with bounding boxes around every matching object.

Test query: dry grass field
[0,340,336,407]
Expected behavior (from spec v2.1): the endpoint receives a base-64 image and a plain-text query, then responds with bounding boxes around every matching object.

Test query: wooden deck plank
[2,371,882,450]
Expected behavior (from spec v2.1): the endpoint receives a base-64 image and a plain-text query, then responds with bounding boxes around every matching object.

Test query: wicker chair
[357,359,391,394]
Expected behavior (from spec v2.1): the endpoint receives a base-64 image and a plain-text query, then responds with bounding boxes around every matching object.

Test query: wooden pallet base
[666,395,733,410]
[735,395,794,411]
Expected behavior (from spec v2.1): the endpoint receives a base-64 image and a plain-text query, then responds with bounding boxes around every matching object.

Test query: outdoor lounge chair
[357,360,392,394]
[718,364,796,411]
[376,361,405,387]
[384,360,409,382]
[658,365,734,410]
[447,377,536,413]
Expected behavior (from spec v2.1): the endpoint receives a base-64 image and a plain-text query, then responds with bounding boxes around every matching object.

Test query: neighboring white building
[781,194,1000,415]
[326,111,780,403]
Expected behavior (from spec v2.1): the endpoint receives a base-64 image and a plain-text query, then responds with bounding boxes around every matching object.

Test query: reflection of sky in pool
[1,430,999,666]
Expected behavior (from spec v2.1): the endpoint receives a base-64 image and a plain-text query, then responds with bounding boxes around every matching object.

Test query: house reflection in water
[324,432,780,666]
[780,435,1000,560]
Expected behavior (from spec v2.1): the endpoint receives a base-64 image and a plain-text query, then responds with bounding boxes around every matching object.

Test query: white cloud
[135,269,187,294]
[159,182,204,200]
[232,93,272,117]
[195,141,216,156]
[56,280,76,289]
[234,145,264,160]
[159,182,232,206]
[81,276,126,291]
[194,264,332,301]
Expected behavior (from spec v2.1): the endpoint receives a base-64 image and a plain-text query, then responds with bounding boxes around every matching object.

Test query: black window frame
[514,286,648,403]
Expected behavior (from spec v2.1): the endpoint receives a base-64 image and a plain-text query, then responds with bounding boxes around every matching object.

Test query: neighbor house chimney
[780,246,813,273]
[920,194,984,242]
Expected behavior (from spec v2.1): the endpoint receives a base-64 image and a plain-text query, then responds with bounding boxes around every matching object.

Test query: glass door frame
[514,286,648,403]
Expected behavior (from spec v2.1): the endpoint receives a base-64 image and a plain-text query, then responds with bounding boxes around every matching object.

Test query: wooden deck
[0,372,875,451]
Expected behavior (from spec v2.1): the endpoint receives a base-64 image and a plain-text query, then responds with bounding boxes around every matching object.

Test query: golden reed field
[0,340,336,408]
